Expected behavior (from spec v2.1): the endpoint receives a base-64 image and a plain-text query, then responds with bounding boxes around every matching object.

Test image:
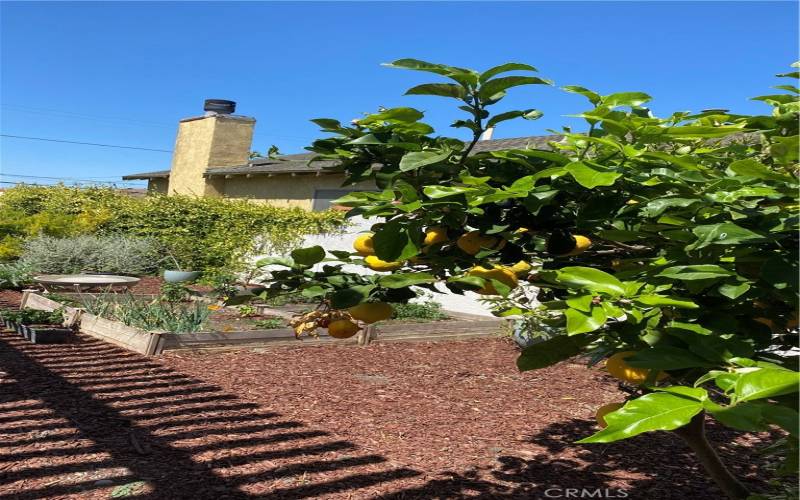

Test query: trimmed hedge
[0,185,346,272]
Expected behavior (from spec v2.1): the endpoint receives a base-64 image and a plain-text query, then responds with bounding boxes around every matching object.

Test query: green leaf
[423,185,475,199]
[378,273,435,288]
[565,162,621,188]
[729,159,796,182]
[373,221,418,261]
[718,282,751,299]
[330,285,374,309]
[657,265,735,281]
[689,223,764,250]
[761,404,799,436]
[735,368,800,403]
[640,198,700,218]
[565,306,607,334]
[486,109,543,128]
[478,76,552,100]
[602,92,652,107]
[399,149,452,171]
[405,83,466,99]
[645,125,749,138]
[256,256,294,268]
[578,393,704,443]
[516,334,591,371]
[565,294,593,312]
[480,62,538,83]
[705,401,768,432]
[553,267,626,297]
[358,107,425,125]
[290,246,325,267]
[634,295,699,309]
[562,85,601,105]
[626,346,712,370]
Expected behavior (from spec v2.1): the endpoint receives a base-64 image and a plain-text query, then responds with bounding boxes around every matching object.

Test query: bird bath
[34,274,141,293]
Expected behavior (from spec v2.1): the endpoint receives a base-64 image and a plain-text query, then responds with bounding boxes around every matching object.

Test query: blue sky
[1,1,797,188]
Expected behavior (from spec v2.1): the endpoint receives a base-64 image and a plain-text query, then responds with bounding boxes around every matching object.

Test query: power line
[0,134,173,152]
[0,173,133,184]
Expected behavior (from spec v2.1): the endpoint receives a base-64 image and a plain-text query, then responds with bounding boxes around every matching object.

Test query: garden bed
[19,293,504,355]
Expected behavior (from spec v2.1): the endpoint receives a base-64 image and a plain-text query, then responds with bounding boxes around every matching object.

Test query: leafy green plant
[4,308,65,325]
[264,59,799,498]
[159,282,192,303]
[80,294,210,333]
[391,299,449,321]
[21,235,162,275]
[0,186,346,272]
[0,260,33,289]
[253,318,285,329]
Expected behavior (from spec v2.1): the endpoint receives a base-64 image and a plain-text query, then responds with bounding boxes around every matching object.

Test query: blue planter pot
[163,270,202,283]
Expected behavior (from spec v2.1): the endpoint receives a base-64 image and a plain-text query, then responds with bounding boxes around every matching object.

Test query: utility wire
[0,173,131,184]
[0,134,173,152]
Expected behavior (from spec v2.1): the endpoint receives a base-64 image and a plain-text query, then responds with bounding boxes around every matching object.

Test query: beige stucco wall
[147,178,169,194]
[167,115,255,197]
[220,173,374,210]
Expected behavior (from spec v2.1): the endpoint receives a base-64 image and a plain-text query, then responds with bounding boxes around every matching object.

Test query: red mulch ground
[0,328,780,499]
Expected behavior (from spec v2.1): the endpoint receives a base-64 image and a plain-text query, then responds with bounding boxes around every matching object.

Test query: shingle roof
[123,135,563,179]
[122,170,171,180]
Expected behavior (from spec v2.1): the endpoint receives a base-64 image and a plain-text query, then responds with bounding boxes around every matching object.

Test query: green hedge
[0,185,346,272]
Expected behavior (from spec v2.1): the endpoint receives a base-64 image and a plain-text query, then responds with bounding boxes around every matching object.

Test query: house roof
[122,135,563,180]
[122,170,171,180]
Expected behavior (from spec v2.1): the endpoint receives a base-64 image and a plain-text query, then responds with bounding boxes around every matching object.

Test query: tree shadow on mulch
[383,410,781,500]
[0,334,418,499]
[0,332,783,500]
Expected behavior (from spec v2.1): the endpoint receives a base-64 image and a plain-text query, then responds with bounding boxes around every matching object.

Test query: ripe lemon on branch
[353,234,375,256]
[328,319,360,339]
[595,402,625,428]
[423,226,449,246]
[467,265,519,295]
[509,260,533,276]
[605,351,667,385]
[364,255,403,271]
[546,230,592,257]
[457,231,506,255]
[349,302,394,324]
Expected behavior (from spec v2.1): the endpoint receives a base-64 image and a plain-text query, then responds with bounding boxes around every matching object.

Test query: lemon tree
[262,59,799,498]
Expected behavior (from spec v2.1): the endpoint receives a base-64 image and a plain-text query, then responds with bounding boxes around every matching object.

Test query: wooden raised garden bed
[19,292,506,356]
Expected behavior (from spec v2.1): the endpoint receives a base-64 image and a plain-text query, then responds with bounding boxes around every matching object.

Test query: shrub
[254,318,285,329]
[392,300,449,321]
[0,185,346,272]
[21,235,162,275]
[0,260,33,289]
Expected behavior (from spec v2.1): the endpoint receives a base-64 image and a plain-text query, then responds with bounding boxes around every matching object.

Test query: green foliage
[253,318,285,329]
[3,308,65,325]
[0,260,33,289]
[21,235,162,275]
[391,299,449,321]
[80,293,210,333]
[0,185,346,272]
[265,57,799,490]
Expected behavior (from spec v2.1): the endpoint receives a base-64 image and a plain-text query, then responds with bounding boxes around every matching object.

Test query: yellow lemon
[328,319,360,339]
[467,265,518,295]
[605,351,667,385]
[565,235,592,256]
[423,226,449,246]
[596,402,624,428]
[349,302,394,324]
[353,234,375,256]
[364,255,403,272]
[509,260,532,277]
[457,231,506,255]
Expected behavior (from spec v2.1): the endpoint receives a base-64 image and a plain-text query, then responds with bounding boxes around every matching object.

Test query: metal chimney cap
[204,99,236,115]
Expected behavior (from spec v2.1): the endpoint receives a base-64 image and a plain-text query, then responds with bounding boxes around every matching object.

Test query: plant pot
[27,325,72,344]
[18,324,30,339]
[163,270,202,283]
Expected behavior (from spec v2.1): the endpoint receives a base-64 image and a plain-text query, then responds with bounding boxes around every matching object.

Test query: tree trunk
[672,412,751,500]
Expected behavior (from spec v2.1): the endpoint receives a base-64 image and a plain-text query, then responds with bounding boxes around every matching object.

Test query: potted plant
[18,308,72,344]
[162,249,202,283]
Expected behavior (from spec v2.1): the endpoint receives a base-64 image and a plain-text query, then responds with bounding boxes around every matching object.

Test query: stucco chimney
[167,100,255,197]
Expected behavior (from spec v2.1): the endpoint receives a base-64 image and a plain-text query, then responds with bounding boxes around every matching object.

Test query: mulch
[0,330,781,499]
